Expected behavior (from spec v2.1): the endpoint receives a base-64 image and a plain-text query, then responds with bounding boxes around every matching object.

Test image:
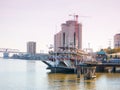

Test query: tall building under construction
[54,19,82,51]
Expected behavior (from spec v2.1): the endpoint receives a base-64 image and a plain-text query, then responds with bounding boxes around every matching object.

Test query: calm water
[0,58,120,90]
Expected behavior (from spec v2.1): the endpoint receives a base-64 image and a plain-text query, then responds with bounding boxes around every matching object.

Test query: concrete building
[114,33,120,48]
[54,20,82,51]
[27,41,36,54]
[54,31,62,51]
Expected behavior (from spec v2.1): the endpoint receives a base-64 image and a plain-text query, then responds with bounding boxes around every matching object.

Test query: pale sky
[0,0,120,53]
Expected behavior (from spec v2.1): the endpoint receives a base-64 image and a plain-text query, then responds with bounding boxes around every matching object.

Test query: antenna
[108,39,111,48]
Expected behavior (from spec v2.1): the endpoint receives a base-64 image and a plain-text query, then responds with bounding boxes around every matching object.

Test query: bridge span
[0,48,20,53]
[0,48,49,60]
[0,48,20,58]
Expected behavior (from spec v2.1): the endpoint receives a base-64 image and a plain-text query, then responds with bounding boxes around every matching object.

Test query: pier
[77,62,120,79]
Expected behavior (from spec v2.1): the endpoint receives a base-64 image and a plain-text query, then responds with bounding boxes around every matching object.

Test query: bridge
[0,48,49,60]
[0,48,20,53]
[0,48,20,58]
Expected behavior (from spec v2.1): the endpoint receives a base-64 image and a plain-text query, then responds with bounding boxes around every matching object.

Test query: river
[0,58,120,90]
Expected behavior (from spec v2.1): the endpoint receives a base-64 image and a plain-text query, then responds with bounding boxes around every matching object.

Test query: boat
[42,47,89,73]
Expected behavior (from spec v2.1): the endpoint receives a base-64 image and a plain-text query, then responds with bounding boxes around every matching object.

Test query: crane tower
[69,14,79,48]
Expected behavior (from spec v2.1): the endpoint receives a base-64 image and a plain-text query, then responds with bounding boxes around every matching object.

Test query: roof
[97,50,106,55]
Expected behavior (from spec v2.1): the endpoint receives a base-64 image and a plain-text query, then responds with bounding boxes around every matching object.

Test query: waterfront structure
[77,62,120,79]
[27,41,36,54]
[42,46,88,73]
[42,17,89,73]
[54,19,82,52]
[96,49,107,61]
[114,33,120,48]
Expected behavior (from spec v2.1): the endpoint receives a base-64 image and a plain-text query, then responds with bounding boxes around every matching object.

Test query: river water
[0,58,120,90]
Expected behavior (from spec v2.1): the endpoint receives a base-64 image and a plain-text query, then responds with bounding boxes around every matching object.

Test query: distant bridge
[0,48,20,58]
[0,48,49,60]
[0,48,20,53]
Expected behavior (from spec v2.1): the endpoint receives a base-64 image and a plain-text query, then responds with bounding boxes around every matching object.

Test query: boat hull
[47,66,77,73]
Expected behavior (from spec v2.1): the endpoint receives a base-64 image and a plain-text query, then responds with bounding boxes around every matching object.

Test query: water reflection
[95,73,120,90]
[46,72,120,90]
[48,73,95,90]
[26,60,36,72]
[26,61,37,89]
[83,80,96,90]
[47,73,83,90]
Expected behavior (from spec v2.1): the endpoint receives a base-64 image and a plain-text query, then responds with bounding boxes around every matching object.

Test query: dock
[76,62,120,79]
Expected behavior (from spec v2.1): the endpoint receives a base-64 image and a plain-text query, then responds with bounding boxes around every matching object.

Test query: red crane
[69,14,79,49]
[69,14,90,49]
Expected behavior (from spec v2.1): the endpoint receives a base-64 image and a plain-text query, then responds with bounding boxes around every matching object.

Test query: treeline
[104,48,120,54]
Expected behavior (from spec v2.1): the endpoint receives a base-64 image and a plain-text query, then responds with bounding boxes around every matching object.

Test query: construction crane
[69,14,90,22]
[69,14,79,49]
[69,14,90,49]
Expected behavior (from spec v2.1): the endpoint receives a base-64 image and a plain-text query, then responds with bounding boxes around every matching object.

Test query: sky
[0,0,120,53]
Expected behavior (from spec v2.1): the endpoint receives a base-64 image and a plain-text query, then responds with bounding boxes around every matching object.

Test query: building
[114,33,120,48]
[54,20,82,51]
[27,41,36,54]
[54,31,62,51]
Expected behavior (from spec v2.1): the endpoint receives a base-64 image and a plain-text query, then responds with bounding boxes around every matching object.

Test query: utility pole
[108,39,111,49]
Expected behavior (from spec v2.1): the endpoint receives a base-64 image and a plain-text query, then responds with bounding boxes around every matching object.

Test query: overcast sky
[0,0,120,53]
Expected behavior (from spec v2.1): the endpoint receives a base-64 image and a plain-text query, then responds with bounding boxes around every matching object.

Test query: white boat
[42,47,89,73]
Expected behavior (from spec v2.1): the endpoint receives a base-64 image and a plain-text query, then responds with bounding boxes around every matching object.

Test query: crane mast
[74,15,79,49]
[69,14,90,49]
[69,14,79,49]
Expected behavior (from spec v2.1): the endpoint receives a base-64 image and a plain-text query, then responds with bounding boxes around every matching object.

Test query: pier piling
[77,66,81,78]
[84,66,96,80]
